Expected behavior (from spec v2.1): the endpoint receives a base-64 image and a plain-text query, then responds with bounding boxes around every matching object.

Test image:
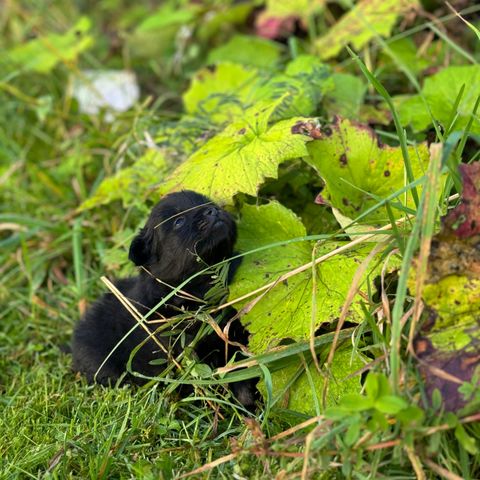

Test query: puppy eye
[173,216,186,229]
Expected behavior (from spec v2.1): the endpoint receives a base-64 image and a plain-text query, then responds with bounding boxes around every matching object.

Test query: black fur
[72,190,257,407]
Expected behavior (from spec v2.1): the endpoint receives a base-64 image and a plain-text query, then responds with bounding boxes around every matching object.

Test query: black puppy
[72,190,256,407]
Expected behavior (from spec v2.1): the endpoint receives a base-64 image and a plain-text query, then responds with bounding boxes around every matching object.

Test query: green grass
[2,1,480,478]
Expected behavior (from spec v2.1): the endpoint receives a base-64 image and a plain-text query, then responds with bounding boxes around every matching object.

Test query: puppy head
[129,191,237,281]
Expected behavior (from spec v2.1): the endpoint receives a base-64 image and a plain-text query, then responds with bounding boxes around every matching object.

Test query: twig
[213,218,412,313]
[423,458,464,480]
[405,446,426,480]
[408,143,442,351]
[100,277,181,370]
[326,241,386,367]
[178,453,238,478]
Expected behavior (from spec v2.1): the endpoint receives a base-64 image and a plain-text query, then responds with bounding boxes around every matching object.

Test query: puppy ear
[128,227,154,266]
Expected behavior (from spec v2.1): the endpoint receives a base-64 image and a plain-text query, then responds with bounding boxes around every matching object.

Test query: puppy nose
[204,206,218,217]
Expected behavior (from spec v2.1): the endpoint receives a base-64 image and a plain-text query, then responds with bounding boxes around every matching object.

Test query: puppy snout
[204,206,218,218]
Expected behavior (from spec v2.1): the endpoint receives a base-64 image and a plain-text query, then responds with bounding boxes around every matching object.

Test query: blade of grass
[389,142,443,391]
[385,202,405,255]
[447,1,480,41]
[455,95,480,160]
[428,23,477,64]
[443,84,466,137]
[408,143,443,350]
[346,46,420,208]
[72,217,85,302]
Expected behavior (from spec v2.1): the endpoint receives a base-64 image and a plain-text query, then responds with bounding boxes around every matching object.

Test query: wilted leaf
[183,55,332,125]
[8,17,93,73]
[229,202,387,353]
[305,117,430,224]
[397,65,480,133]
[315,0,419,60]
[80,149,168,210]
[158,102,311,203]
[443,164,480,238]
[412,162,480,411]
[207,35,283,69]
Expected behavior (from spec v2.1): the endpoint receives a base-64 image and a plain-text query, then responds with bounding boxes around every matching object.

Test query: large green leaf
[396,65,480,134]
[183,62,263,124]
[305,117,430,224]
[315,0,419,60]
[183,55,332,125]
[157,103,311,203]
[266,55,333,121]
[7,17,93,73]
[229,202,385,353]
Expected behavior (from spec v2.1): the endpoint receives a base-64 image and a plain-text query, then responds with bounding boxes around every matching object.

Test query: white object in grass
[73,70,140,121]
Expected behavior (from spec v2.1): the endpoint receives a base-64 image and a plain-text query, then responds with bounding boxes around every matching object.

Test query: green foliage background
[1,0,480,478]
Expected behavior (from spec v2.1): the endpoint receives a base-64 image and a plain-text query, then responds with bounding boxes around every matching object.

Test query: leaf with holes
[304,117,430,225]
[229,202,388,353]
[315,0,419,60]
